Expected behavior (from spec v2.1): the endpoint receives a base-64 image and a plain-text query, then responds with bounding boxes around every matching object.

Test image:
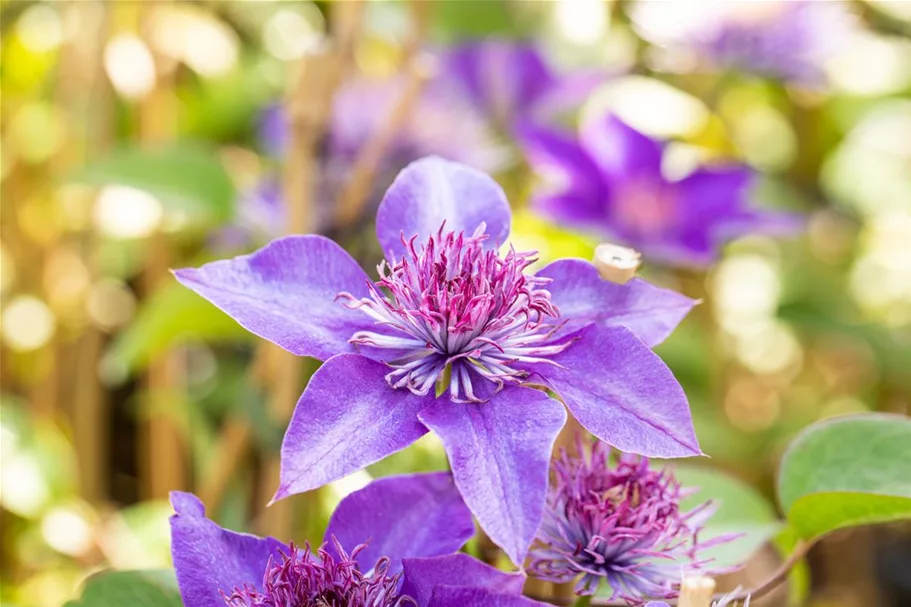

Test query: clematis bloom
[175,156,699,565]
[530,439,728,603]
[521,112,801,267]
[170,472,548,607]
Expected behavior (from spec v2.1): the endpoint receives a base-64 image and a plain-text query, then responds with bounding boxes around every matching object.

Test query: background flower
[521,112,801,267]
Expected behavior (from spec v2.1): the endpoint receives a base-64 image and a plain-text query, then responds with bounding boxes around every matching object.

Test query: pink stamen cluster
[530,439,720,604]
[339,224,568,402]
[222,539,415,607]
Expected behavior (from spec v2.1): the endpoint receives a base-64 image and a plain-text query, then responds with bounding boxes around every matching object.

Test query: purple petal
[579,112,663,179]
[173,236,373,360]
[418,387,567,566]
[536,259,695,346]
[428,587,551,607]
[540,324,701,458]
[518,122,609,230]
[679,166,805,239]
[401,554,526,607]
[375,157,511,260]
[324,472,474,574]
[274,354,433,502]
[444,41,556,121]
[169,492,285,607]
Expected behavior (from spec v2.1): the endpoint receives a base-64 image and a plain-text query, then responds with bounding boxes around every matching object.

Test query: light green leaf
[777,413,911,540]
[70,143,235,223]
[103,281,253,378]
[65,569,181,607]
[674,464,783,569]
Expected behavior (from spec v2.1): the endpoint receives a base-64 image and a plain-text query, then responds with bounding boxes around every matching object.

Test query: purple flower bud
[338,223,570,402]
[222,538,413,607]
[530,439,720,603]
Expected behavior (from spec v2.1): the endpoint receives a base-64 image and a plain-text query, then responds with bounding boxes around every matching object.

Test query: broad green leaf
[674,464,783,569]
[70,143,235,223]
[777,413,911,540]
[103,281,253,378]
[65,569,181,607]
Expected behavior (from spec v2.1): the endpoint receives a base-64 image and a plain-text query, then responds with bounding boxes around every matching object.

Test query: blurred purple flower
[529,439,725,603]
[520,112,802,267]
[170,472,548,607]
[442,40,605,130]
[632,1,854,86]
[234,76,508,242]
[174,156,700,566]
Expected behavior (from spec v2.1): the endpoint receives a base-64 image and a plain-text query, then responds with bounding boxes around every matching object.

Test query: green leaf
[103,281,253,379]
[673,463,783,569]
[777,413,911,540]
[69,143,235,223]
[65,570,181,607]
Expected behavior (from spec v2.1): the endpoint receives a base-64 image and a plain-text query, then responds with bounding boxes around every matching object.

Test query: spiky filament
[339,224,569,402]
[529,438,726,605]
[222,538,415,607]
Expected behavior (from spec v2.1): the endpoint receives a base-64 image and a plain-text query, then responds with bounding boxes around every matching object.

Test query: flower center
[222,540,415,607]
[339,224,567,402]
[531,441,711,600]
[611,176,678,240]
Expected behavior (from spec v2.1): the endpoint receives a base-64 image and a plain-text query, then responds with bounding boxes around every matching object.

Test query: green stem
[572,596,593,607]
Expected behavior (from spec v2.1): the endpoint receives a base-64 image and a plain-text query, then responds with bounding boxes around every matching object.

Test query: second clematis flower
[171,472,549,607]
[175,156,700,565]
[521,112,802,267]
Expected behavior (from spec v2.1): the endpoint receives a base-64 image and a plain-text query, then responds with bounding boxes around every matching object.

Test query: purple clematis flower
[227,76,508,247]
[529,439,727,604]
[174,156,700,566]
[631,0,854,87]
[520,112,801,267]
[170,472,549,607]
[442,40,605,131]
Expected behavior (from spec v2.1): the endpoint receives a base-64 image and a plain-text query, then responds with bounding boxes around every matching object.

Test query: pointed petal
[418,387,566,566]
[401,554,526,606]
[517,122,609,230]
[173,235,373,360]
[678,166,805,239]
[443,41,557,120]
[428,587,552,607]
[325,473,474,574]
[274,354,432,501]
[375,156,511,260]
[536,259,695,346]
[169,492,285,607]
[579,112,664,179]
[542,325,701,458]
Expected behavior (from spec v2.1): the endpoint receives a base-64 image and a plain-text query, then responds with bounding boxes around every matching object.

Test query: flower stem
[572,596,593,607]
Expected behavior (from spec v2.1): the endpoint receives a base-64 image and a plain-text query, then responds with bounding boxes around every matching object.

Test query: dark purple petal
[579,113,663,179]
[169,492,285,607]
[443,41,556,122]
[428,587,552,607]
[401,554,526,607]
[375,157,511,260]
[324,472,474,574]
[518,122,609,230]
[173,236,374,360]
[676,166,755,230]
[536,259,695,346]
[274,354,433,501]
[417,387,567,566]
[678,166,804,239]
[539,324,701,458]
